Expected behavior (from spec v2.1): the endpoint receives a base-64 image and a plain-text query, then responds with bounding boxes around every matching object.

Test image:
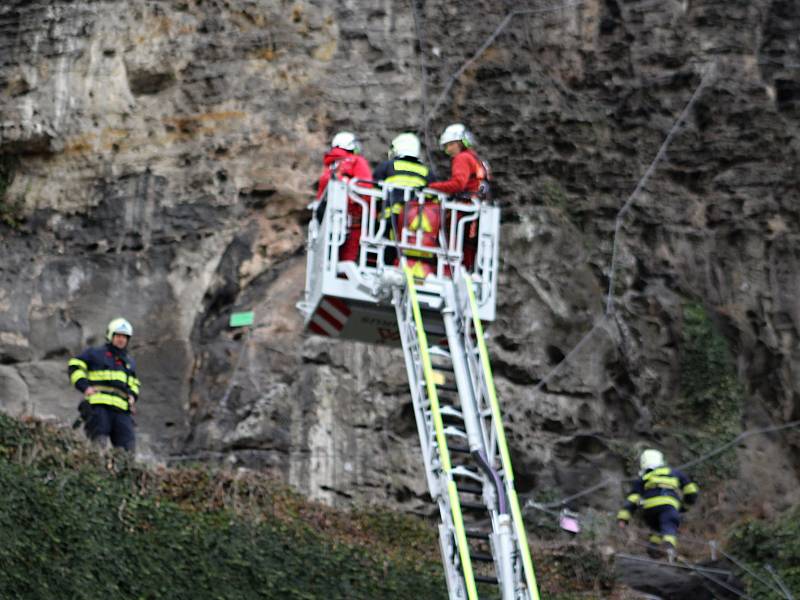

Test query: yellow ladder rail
[405,268,478,600]
[463,272,541,600]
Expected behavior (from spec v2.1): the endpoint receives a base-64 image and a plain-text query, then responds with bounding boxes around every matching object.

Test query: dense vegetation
[0,413,618,599]
[729,507,800,599]
[0,413,445,599]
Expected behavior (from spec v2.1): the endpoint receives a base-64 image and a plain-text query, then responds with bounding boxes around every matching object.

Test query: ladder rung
[474,574,498,585]
[456,484,483,495]
[459,500,487,512]
[449,445,471,455]
[451,466,481,481]
[439,405,463,419]
[442,426,467,438]
[428,345,450,357]
[470,552,494,562]
[439,384,459,393]
[465,530,490,540]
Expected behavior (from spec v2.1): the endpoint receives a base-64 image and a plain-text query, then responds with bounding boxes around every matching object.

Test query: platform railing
[327,178,482,280]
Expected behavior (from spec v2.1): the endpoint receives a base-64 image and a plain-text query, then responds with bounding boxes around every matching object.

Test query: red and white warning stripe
[309,296,351,337]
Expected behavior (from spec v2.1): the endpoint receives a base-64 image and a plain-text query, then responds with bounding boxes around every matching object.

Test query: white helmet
[330,131,361,153]
[389,132,421,159]
[439,123,475,148]
[106,317,133,342]
[640,449,665,474]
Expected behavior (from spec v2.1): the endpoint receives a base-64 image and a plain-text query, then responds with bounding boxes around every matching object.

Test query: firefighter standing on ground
[68,318,140,451]
[372,132,435,277]
[617,449,699,561]
[316,131,373,262]
[428,123,489,271]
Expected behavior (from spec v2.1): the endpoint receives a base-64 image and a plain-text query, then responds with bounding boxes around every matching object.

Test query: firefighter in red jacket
[429,123,489,271]
[317,131,372,262]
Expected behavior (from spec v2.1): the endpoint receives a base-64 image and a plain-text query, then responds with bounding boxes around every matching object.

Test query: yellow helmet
[106,317,133,342]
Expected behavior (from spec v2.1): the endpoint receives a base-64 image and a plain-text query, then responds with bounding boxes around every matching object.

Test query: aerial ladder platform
[298,178,540,599]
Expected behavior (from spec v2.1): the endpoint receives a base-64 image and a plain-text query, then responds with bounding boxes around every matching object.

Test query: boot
[661,542,677,564]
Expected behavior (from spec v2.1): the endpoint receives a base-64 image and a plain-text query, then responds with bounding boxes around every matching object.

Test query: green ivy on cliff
[675,302,744,482]
[728,506,800,598]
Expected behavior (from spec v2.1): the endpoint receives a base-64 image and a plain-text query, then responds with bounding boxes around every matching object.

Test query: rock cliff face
[1,0,799,529]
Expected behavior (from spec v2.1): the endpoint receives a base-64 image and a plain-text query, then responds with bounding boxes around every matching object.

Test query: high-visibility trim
[406,268,477,599]
[309,322,329,337]
[386,174,427,188]
[663,535,677,547]
[464,273,540,600]
[88,392,129,411]
[644,475,679,490]
[70,370,88,385]
[649,534,662,544]
[320,298,350,325]
[683,482,699,495]
[68,358,88,370]
[627,493,641,504]
[87,370,130,384]
[310,311,340,336]
[642,496,681,510]
[325,297,352,317]
[393,160,429,177]
[129,378,140,395]
[403,248,435,259]
[617,509,631,521]
[316,305,344,331]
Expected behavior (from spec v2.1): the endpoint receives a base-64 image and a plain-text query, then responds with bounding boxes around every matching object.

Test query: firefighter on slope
[617,449,699,562]
[68,318,140,451]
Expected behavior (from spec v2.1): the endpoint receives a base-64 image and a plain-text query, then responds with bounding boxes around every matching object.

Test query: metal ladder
[394,267,540,600]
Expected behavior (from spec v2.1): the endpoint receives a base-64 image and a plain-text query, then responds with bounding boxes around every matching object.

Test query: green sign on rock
[229,311,255,328]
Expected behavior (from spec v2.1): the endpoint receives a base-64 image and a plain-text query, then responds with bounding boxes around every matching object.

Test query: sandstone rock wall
[1,0,798,521]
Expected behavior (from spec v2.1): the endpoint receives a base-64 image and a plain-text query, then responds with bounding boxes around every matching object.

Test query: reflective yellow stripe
[663,535,677,547]
[129,377,140,394]
[393,160,428,176]
[644,476,679,490]
[386,174,426,188]
[683,482,699,494]
[649,534,662,544]
[409,212,433,233]
[87,370,129,383]
[70,370,88,385]
[88,392,129,411]
[68,358,88,370]
[617,509,631,521]
[642,496,681,510]
[627,493,641,504]
[403,248,435,259]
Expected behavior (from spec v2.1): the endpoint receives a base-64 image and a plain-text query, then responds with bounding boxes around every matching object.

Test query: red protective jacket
[316,148,372,200]
[429,149,485,195]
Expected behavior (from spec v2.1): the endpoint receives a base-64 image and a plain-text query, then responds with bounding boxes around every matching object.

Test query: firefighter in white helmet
[429,123,490,271]
[316,131,373,262]
[372,133,436,277]
[68,318,140,450]
[617,448,699,561]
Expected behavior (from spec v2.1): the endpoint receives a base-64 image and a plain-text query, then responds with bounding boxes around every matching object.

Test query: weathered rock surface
[1,0,799,563]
